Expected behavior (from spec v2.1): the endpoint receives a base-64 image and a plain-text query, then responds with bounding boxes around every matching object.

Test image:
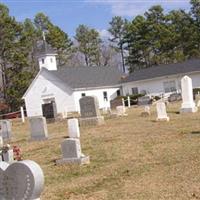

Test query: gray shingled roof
[124,59,200,83]
[45,66,124,89]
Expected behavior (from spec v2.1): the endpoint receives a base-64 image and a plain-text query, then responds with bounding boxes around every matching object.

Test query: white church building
[23,42,124,118]
[23,41,200,118]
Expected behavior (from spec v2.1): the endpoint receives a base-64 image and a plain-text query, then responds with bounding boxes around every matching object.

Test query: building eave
[72,84,121,91]
[122,70,200,86]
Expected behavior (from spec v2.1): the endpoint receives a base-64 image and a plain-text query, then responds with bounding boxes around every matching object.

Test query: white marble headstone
[68,118,80,138]
[144,106,150,113]
[180,76,197,113]
[156,102,169,121]
[0,160,44,200]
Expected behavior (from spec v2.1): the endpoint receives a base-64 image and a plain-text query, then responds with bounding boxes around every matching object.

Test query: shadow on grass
[191,131,200,135]
[168,111,180,114]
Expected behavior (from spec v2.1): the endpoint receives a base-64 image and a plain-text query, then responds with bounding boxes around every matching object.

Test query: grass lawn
[11,102,200,200]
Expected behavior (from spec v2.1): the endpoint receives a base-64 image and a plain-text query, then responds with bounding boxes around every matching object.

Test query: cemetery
[1,96,200,199]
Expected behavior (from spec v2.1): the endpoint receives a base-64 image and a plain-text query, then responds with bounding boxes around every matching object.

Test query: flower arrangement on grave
[13,145,22,161]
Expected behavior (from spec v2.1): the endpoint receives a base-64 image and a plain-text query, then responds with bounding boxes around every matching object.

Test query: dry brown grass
[11,102,200,200]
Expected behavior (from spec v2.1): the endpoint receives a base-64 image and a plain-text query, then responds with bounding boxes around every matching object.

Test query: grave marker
[138,96,151,106]
[79,96,104,126]
[180,76,197,113]
[56,138,90,165]
[156,102,169,121]
[141,105,150,117]
[29,117,48,140]
[0,120,12,140]
[0,160,44,200]
[68,118,80,138]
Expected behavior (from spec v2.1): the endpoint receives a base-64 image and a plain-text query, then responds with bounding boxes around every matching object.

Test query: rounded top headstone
[1,160,44,200]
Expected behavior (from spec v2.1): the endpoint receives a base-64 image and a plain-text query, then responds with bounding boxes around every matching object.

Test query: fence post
[20,106,25,123]
[128,96,131,108]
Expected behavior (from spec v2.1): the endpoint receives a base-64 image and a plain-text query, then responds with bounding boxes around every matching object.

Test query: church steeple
[37,32,58,71]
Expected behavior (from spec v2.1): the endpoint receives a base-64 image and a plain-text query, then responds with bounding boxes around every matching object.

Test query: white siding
[24,70,75,117]
[73,87,120,112]
[122,72,200,96]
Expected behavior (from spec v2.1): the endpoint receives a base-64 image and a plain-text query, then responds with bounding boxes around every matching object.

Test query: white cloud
[85,0,190,17]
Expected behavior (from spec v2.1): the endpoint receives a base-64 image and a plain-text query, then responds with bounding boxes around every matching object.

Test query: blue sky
[1,0,190,38]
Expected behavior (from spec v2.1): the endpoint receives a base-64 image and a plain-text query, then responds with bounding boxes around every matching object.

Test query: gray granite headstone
[0,120,12,140]
[0,160,44,200]
[79,96,100,118]
[56,138,90,165]
[29,117,48,140]
[79,96,104,126]
[138,96,151,106]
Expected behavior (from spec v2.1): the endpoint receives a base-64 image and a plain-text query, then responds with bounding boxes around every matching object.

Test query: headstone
[0,120,12,140]
[180,76,197,113]
[56,138,90,165]
[2,149,14,163]
[141,105,150,117]
[168,93,182,102]
[79,96,104,126]
[138,96,151,106]
[116,105,127,116]
[68,118,80,138]
[29,117,48,140]
[0,160,44,200]
[156,102,169,121]
[195,94,200,107]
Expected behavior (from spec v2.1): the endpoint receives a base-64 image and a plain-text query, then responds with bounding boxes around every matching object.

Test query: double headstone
[29,117,48,140]
[79,96,104,126]
[156,102,169,121]
[0,160,44,200]
[0,120,12,140]
[180,76,197,113]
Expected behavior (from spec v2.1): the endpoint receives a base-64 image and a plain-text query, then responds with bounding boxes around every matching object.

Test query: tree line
[0,0,200,111]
